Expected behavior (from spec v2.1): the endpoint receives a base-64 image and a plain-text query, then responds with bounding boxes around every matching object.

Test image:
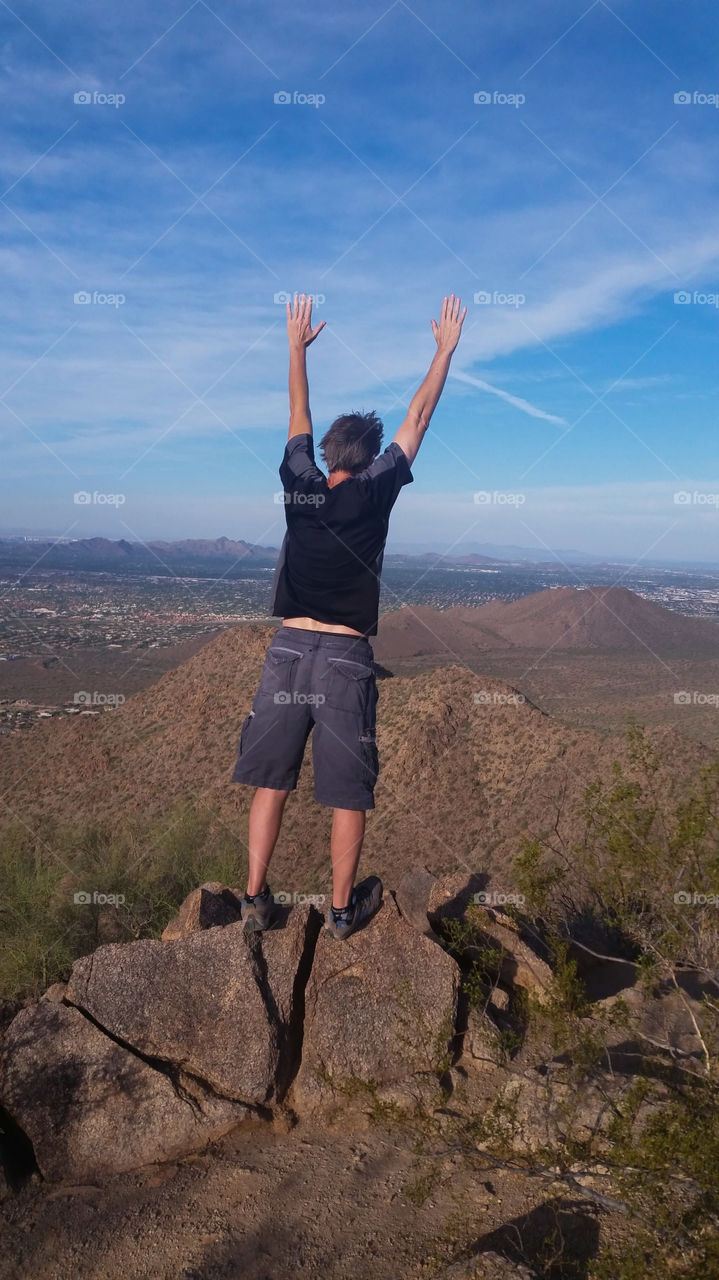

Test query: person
[232,292,466,939]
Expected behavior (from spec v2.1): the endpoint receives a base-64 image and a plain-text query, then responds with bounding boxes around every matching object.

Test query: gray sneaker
[324,876,383,941]
[241,887,278,932]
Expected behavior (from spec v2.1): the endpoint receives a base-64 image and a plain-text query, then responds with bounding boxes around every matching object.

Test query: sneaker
[241,887,278,932]
[324,875,383,941]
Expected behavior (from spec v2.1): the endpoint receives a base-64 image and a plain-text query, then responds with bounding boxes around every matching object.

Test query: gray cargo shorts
[232,626,379,810]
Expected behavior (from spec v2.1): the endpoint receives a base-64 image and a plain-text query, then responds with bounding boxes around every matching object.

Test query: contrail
[450,369,566,426]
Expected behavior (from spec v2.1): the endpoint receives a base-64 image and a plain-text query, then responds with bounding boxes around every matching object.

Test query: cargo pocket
[322,657,375,716]
[258,645,304,702]
[358,731,379,789]
[232,710,256,780]
[238,710,255,753]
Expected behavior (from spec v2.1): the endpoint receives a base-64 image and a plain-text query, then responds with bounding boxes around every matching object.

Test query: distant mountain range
[2,536,719,575]
[0,536,279,574]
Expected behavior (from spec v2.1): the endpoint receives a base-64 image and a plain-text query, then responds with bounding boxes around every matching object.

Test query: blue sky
[1,0,718,560]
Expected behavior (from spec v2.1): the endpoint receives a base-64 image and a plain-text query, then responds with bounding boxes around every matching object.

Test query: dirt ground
[1,1107,610,1280]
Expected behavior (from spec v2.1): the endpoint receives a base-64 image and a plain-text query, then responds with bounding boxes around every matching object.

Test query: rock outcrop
[0,881,465,1182]
[1,1002,250,1182]
[161,881,242,941]
[0,870,581,1185]
[292,894,460,1113]
[66,903,321,1106]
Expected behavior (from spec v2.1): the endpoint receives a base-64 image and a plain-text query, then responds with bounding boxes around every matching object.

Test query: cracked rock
[66,904,322,1106]
[0,1002,250,1182]
[292,894,460,1114]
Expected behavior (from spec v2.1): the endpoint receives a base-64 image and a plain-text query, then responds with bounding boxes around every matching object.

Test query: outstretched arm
[393,294,466,466]
[287,293,326,440]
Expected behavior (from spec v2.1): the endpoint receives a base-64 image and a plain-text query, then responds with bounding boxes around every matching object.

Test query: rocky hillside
[0,622,713,896]
[374,586,719,661]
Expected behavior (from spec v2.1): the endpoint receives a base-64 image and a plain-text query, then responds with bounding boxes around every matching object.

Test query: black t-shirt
[270,433,413,636]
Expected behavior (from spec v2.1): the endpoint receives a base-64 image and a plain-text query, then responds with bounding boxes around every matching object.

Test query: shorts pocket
[238,710,255,754]
[321,656,376,715]
[358,732,379,789]
[258,645,304,701]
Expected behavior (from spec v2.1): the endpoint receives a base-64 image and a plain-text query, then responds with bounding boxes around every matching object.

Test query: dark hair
[319,410,384,475]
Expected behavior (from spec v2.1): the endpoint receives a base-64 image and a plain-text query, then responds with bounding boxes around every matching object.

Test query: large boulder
[292,894,460,1114]
[0,1002,250,1182]
[161,882,242,941]
[66,904,321,1106]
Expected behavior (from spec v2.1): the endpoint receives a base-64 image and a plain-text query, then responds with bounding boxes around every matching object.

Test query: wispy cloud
[450,369,567,425]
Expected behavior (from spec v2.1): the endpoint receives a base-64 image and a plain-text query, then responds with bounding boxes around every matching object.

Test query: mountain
[0,537,279,574]
[0,621,712,893]
[374,586,719,661]
[384,551,504,568]
[389,542,605,565]
[147,537,276,559]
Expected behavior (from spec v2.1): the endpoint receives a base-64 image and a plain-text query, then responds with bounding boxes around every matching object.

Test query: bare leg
[330,808,366,909]
[246,787,290,896]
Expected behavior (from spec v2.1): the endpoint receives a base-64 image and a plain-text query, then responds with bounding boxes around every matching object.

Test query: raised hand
[286,293,326,349]
[431,294,466,354]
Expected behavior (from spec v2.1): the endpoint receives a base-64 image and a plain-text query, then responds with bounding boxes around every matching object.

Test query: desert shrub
[0,804,246,1000]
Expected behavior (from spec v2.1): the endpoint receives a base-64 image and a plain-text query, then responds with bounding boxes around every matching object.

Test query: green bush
[0,805,247,1000]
